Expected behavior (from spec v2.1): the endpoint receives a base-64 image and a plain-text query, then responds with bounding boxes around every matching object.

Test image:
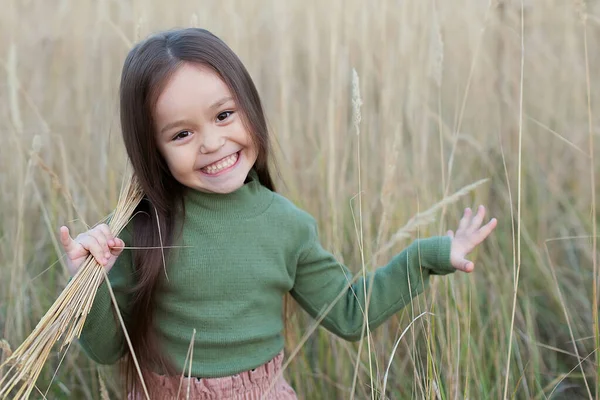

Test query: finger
[110,238,125,256]
[457,208,472,232]
[90,226,112,260]
[96,223,114,246]
[447,230,454,238]
[456,259,474,273]
[59,226,75,251]
[78,235,109,266]
[474,217,498,243]
[469,205,486,232]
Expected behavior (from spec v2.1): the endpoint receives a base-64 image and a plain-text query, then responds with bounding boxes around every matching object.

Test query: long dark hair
[118,27,275,395]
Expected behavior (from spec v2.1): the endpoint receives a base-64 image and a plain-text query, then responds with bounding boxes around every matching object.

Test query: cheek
[231,119,251,143]
[161,147,194,176]
[235,126,257,157]
[249,142,259,161]
[243,136,258,163]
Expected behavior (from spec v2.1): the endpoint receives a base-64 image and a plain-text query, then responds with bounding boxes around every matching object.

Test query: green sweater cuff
[418,235,454,275]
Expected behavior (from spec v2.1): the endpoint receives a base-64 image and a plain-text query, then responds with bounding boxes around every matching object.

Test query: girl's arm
[290,205,496,341]
[291,228,453,342]
[77,226,135,364]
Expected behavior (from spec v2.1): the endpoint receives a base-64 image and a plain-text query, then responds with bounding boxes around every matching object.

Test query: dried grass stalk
[0,169,147,399]
[374,177,490,257]
[99,371,110,400]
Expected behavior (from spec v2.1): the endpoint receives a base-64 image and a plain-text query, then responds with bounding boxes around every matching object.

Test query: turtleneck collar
[183,169,274,220]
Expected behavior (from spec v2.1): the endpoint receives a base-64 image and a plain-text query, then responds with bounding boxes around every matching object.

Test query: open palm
[447,205,497,273]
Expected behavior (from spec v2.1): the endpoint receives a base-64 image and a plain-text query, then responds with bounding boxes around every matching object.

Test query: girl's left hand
[447,205,497,273]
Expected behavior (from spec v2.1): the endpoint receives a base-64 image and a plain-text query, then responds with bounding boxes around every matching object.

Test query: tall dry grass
[0,0,599,398]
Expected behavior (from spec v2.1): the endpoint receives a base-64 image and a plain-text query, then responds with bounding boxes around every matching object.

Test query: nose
[199,129,226,154]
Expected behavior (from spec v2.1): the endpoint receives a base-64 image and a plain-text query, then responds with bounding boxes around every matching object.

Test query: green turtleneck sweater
[79,171,455,378]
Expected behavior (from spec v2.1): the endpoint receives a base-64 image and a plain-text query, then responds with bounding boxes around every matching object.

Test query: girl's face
[154,63,258,194]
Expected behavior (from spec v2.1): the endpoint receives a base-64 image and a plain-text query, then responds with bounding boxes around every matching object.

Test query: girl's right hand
[59,224,125,277]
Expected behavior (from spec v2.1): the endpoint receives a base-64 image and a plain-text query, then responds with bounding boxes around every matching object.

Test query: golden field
[1,0,599,398]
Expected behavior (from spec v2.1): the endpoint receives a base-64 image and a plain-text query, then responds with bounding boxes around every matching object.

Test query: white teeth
[201,152,238,175]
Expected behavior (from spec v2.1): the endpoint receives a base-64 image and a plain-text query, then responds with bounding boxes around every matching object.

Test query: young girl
[59,28,497,399]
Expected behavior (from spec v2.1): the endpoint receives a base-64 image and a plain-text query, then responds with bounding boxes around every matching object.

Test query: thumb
[59,226,75,252]
[455,258,474,273]
[110,238,125,257]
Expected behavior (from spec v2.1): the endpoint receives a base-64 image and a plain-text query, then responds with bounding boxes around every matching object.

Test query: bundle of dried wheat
[0,170,147,399]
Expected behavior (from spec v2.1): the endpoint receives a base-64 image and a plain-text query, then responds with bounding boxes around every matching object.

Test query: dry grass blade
[99,371,110,400]
[0,341,11,359]
[0,168,145,399]
[375,178,489,257]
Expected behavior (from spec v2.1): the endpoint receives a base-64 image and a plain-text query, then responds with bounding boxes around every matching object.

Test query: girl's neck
[183,169,273,220]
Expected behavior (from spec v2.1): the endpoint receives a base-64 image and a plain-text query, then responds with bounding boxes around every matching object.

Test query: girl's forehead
[154,63,232,119]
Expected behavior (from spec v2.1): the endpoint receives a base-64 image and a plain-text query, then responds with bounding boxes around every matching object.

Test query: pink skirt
[129,351,297,399]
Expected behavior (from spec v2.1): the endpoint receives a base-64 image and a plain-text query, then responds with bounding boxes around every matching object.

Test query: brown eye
[173,130,192,141]
[216,111,233,122]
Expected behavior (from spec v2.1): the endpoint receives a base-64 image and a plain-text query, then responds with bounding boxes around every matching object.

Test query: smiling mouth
[200,152,240,175]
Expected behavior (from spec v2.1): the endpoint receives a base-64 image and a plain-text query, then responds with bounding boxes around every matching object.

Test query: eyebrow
[210,96,233,111]
[159,119,196,136]
[158,96,234,135]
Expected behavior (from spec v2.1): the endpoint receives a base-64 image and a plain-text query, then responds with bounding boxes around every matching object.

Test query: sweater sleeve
[290,221,455,342]
[77,226,135,364]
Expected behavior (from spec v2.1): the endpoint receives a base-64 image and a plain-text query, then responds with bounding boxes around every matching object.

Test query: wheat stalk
[0,341,11,360]
[98,371,110,400]
[348,68,376,400]
[0,168,147,400]
[374,178,489,258]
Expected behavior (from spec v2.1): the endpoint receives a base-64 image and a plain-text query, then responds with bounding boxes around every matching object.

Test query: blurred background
[1,0,599,398]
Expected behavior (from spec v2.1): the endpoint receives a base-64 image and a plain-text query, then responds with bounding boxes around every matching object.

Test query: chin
[209,185,242,194]
[198,178,245,194]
